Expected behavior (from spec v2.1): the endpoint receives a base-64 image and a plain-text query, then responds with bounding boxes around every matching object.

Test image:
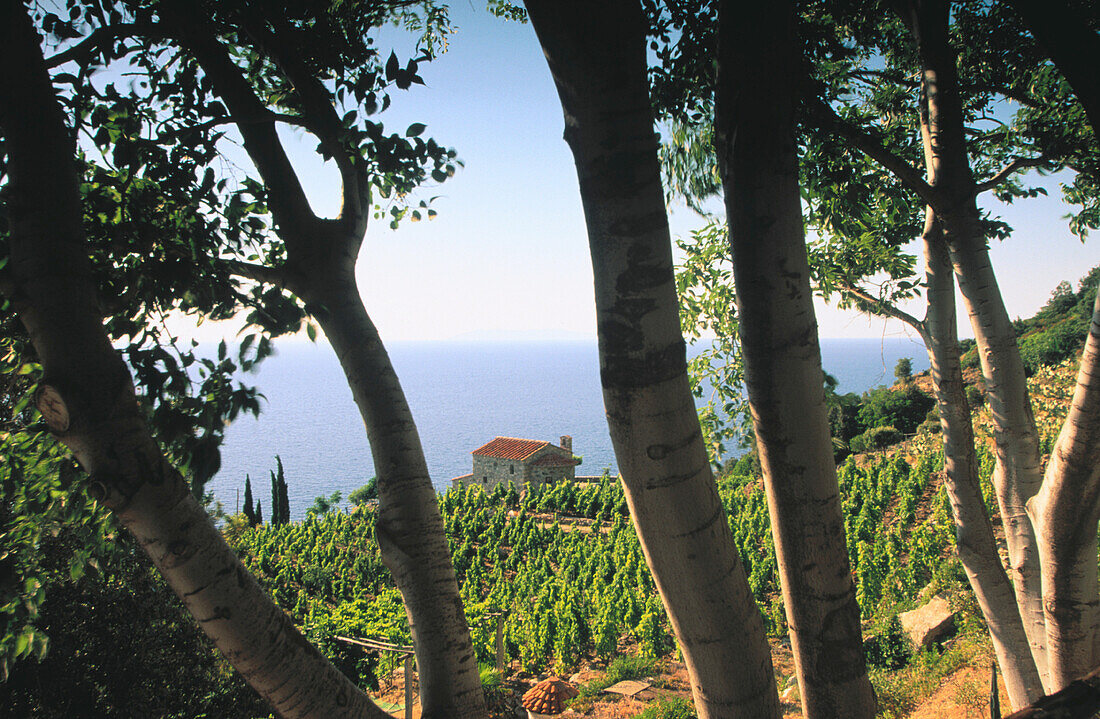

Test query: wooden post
[404,654,414,719]
[495,613,505,672]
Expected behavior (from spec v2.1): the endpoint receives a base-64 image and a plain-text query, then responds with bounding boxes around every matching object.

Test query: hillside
[0,271,1093,718]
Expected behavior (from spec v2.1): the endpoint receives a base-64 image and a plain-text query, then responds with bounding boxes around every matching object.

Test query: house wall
[529,464,573,487]
[470,454,522,492]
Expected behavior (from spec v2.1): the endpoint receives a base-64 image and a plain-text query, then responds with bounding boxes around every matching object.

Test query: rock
[899,595,956,649]
[568,670,599,685]
[780,684,799,704]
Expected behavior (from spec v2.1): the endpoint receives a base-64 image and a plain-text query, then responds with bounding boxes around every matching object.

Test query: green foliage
[307,491,343,518]
[478,663,506,709]
[674,221,747,464]
[269,456,290,526]
[870,634,993,719]
[1013,265,1099,374]
[242,475,257,526]
[857,385,934,437]
[850,426,903,454]
[894,358,913,384]
[577,654,657,698]
[863,615,911,671]
[0,338,119,683]
[1019,317,1088,375]
[0,534,269,718]
[637,697,697,719]
[349,477,378,506]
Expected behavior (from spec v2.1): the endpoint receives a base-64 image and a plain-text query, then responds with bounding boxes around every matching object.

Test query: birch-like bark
[903,0,1049,685]
[163,9,486,713]
[1028,290,1100,687]
[715,2,875,717]
[922,220,1044,707]
[0,5,386,717]
[523,2,780,718]
[294,262,485,719]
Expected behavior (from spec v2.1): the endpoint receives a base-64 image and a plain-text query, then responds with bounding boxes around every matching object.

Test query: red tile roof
[451,473,473,482]
[531,454,579,467]
[473,436,550,460]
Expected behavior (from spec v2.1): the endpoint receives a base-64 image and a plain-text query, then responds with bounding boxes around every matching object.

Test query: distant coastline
[206,337,929,519]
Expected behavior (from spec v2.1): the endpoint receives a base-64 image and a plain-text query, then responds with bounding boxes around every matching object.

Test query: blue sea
[206,337,929,518]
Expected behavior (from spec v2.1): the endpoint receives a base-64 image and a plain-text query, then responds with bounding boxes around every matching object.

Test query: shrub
[348,477,378,506]
[864,615,911,670]
[850,426,903,454]
[858,385,934,435]
[479,664,506,708]
[894,357,913,384]
[1018,317,1087,375]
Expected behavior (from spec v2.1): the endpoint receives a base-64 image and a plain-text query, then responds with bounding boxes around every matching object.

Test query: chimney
[560,435,572,452]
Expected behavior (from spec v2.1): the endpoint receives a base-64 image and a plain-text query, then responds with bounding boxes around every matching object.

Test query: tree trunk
[523,2,781,718]
[165,10,486,712]
[0,5,386,717]
[295,262,485,719]
[922,220,1044,707]
[1028,290,1100,688]
[1008,0,1100,139]
[904,0,1050,687]
[714,2,876,717]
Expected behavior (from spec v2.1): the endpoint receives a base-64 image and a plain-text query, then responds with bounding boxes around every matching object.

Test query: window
[510,465,515,475]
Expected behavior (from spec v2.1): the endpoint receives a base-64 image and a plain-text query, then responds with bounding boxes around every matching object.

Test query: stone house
[452,435,578,492]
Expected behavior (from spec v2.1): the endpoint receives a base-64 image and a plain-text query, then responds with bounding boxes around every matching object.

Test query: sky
[178,3,1099,345]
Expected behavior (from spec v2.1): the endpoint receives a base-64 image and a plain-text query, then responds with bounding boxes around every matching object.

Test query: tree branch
[846,69,1044,109]
[975,155,1050,194]
[835,282,929,341]
[805,95,942,210]
[44,23,150,68]
[155,111,314,142]
[159,3,317,240]
[239,14,371,237]
[222,259,294,290]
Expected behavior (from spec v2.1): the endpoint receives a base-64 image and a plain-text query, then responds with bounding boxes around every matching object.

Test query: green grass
[637,697,696,719]
[870,632,992,719]
[479,663,505,706]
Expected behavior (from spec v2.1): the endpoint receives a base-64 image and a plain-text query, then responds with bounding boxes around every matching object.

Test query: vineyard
[228,357,1080,696]
[232,448,988,689]
[0,356,1082,717]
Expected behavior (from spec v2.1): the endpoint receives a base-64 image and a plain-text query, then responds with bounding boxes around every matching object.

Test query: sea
[205,337,930,519]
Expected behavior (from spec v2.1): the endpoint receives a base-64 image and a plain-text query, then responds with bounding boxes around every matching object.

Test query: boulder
[899,595,956,649]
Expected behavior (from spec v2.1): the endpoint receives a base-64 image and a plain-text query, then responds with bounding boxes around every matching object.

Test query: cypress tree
[255,500,263,525]
[243,474,256,525]
[277,456,290,524]
[270,468,282,526]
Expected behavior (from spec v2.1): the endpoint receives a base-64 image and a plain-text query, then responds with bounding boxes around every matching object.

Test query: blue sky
[183,4,1099,344]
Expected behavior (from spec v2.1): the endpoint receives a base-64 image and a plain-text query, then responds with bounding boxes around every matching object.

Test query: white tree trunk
[923,223,1044,707]
[715,2,876,717]
[0,7,387,716]
[1028,290,1100,688]
[904,0,1049,685]
[524,2,782,717]
[299,268,485,719]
